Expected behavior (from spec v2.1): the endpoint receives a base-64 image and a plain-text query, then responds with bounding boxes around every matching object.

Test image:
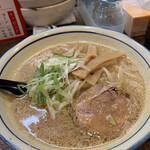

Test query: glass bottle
[92,0,126,32]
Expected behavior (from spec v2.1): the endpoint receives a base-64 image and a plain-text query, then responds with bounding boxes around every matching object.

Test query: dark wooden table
[0,7,150,150]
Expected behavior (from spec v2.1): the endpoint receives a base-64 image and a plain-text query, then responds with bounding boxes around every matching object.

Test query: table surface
[0,7,150,150]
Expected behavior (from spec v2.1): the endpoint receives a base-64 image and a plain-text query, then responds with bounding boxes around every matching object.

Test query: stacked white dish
[18,0,75,26]
[18,0,66,8]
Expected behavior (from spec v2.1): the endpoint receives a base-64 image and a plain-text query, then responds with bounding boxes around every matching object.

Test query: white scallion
[25,51,85,119]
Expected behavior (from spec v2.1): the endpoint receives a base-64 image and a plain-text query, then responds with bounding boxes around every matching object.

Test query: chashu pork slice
[72,84,137,138]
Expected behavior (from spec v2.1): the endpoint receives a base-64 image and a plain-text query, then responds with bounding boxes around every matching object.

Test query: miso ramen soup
[5,42,145,149]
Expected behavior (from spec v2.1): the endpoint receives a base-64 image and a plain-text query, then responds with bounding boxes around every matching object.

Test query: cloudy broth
[7,43,145,149]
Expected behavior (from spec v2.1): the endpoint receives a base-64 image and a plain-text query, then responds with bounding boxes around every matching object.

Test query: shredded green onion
[17,84,27,94]
[40,63,45,77]
[53,51,75,58]
[109,118,116,126]
[18,51,85,119]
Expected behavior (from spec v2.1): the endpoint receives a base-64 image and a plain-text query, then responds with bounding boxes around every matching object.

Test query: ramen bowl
[0,26,150,150]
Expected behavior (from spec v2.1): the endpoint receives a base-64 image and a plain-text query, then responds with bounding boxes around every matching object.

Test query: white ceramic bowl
[0,26,150,150]
[21,0,75,26]
[18,0,66,8]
